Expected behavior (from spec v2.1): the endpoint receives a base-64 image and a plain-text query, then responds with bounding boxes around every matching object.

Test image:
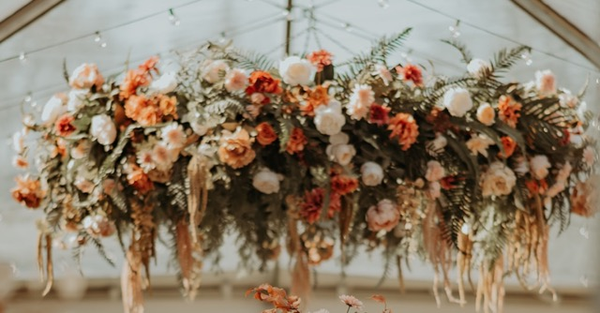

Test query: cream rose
[314,100,346,136]
[366,199,400,232]
[425,160,445,182]
[481,161,517,197]
[69,63,104,89]
[467,58,491,78]
[326,132,356,166]
[67,89,88,112]
[90,114,117,145]
[361,162,384,186]
[535,70,556,96]
[41,95,67,125]
[225,69,248,92]
[476,103,495,126]
[530,155,551,180]
[346,84,374,120]
[466,134,494,157]
[203,60,230,83]
[443,87,473,117]
[150,72,178,94]
[252,168,282,194]
[279,56,315,86]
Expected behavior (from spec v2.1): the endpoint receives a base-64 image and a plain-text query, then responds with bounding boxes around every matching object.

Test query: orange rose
[307,49,333,72]
[498,95,522,128]
[245,71,282,99]
[218,128,256,169]
[499,136,517,158]
[11,176,45,209]
[301,85,329,116]
[158,95,178,118]
[286,127,307,155]
[255,122,277,146]
[126,165,154,194]
[331,175,359,196]
[119,56,160,100]
[387,113,419,151]
[54,114,76,137]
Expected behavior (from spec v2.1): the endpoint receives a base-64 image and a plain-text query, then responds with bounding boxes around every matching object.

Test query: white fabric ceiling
[0,0,598,290]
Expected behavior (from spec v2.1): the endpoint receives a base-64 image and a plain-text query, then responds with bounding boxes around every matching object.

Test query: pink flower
[339,295,363,310]
[225,69,248,92]
[365,199,400,232]
[535,70,556,97]
[425,160,445,182]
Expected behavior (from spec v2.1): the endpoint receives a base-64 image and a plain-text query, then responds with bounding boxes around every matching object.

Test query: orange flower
[255,122,278,146]
[119,56,160,99]
[300,188,325,224]
[11,176,45,209]
[218,128,256,169]
[499,136,517,158]
[158,95,178,118]
[286,127,307,155]
[246,284,300,313]
[307,49,333,72]
[125,94,177,126]
[369,103,391,126]
[126,164,154,194]
[302,85,329,116]
[331,175,359,196]
[498,95,522,128]
[245,71,283,100]
[396,64,423,86]
[387,113,419,151]
[54,114,76,137]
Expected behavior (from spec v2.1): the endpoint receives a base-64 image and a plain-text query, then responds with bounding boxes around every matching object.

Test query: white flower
[513,157,529,175]
[279,56,315,86]
[203,60,230,83]
[530,155,551,180]
[12,130,25,153]
[481,161,517,197]
[466,134,494,157]
[326,132,356,166]
[443,87,473,117]
[535,70,556,96]
[67,89,88,112]
[430,133,447,151]
[137,148,155,172]
[225,69,248,92]
[577,101,588,120]
[425,160,445,182]
[558,89,578,108]
[70,140,90,160]
[161,123,187,149]
[90,114,117,145]
[583,146,595,167]
[346,84,374,120]
[150,72,178,93]
[252,168,282,194]
[476,103,495,126]
[314,100,346,136]
[373,64,393,86]
[467,58,491,78]
[41,95,66,124]
[361,162,384,186]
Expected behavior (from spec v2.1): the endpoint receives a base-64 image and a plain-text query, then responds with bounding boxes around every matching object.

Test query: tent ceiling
[0,0,597,287]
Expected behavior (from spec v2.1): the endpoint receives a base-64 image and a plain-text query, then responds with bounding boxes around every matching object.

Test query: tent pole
[284,0,293,56]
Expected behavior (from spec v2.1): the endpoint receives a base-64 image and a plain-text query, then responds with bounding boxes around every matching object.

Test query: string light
[18,52,27,64]
[378,0,390,9]
[93,31,108,48]
[448,20,461,38]
[218,32,227,44]
[168,8,181,26]
[521,51,533,66]
[579,226,589,239]
[341,22,353,32]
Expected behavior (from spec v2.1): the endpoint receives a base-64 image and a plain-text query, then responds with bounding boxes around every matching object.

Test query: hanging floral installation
[11,29,598,313]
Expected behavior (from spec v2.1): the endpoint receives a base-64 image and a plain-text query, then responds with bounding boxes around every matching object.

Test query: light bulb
[18,52,27,64]
[94,32,101,43]
[342,23,353,32]
[378,0,389,9]
[168,9,181,26]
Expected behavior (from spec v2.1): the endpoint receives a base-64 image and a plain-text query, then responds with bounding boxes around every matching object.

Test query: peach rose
[218,128,256,169]
[286,127,307,155]
[476,103,495,126]
[481,162,516,197]
[425,160,445,182]
[530,155,551,180]
[69,63,104,89]
[366,199,400,232]
[255,122,277,146]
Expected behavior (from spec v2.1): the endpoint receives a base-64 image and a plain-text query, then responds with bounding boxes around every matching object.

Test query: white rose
[476,103,495,126]
[90,114,117,145]
[203,60,230,83]
[279,56,315,86]
[150,72,178,93]
[326,134,356,166]
[314,100,346,136]
[530,155,551,180]
[346,84,374,120]
[467,58,491,78]
[535,70,556,96]
[225,69,248,92]
[41,95,66,124]
[481,161,517,197]
[67,89,88,112]
[252,168,282,194]
[361,162,384,186]
[443,87,473,117]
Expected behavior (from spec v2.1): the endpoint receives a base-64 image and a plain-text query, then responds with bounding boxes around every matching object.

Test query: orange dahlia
[498,95,522,128]
[387,113,419,151]
[255,122,278,146]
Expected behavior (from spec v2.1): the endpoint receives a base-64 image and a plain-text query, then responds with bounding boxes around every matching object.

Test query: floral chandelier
[10,29,598,313]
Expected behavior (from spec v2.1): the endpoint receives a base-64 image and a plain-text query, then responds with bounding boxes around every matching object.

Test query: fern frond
[441,39,473,64]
